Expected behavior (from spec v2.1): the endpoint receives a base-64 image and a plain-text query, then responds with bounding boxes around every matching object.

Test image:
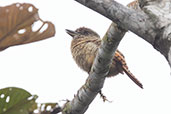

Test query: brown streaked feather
[122,65,143,88]
[114,50,143,89]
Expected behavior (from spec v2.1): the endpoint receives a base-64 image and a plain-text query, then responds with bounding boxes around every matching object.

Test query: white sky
[0,0,171,114]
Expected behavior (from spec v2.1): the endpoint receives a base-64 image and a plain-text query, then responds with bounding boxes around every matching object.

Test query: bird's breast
[70,37,124,77]
[71,38,98,73]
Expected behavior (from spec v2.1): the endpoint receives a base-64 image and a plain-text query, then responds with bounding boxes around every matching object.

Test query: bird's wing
[91,38,143,88]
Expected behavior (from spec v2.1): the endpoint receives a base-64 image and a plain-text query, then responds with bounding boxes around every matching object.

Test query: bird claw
[99,90,112,103]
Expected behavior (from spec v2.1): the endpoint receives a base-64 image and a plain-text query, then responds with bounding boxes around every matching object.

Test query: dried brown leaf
[0,3,55,51]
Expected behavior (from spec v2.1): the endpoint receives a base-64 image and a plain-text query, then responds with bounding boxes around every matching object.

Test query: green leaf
[0,87,38,114]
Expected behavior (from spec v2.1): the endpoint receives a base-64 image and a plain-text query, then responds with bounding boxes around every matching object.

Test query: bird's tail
[122,65,143,89]
[115,50,143,89]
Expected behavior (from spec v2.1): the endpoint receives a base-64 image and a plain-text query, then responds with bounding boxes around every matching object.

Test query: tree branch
[75,0,156,44]
[62,23,126,114]
[139,0,171,65]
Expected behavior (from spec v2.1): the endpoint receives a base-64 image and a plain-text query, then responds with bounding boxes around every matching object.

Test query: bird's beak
[65,29,78,37]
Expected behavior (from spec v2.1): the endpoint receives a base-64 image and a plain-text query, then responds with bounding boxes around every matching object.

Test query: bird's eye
[83,31,89,35]
[77,30,89,36]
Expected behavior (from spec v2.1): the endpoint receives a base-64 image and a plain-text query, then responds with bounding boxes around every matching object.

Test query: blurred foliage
[0,87,61,114]
[38,103,61,114]
[0,87,38,114]
[0,3,59,114]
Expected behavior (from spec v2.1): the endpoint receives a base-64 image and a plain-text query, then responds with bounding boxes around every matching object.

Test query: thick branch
[75,0,157,45]
[138,0,171,65]
[62,23,126,114]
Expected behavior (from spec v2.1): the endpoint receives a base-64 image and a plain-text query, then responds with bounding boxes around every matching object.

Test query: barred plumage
[66,27,143,89]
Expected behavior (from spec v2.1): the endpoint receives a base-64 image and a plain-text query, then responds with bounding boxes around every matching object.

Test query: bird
[66,27,143,89]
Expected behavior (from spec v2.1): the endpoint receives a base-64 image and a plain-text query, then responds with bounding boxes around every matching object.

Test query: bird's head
[66,27,100,39]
